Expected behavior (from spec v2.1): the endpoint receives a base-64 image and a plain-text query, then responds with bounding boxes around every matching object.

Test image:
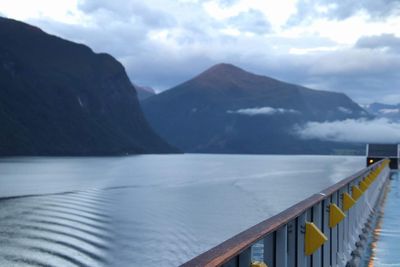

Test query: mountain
[133,83,156,101]
[364,102,400,121]
[142,63,368,154]
[0,17,177,155]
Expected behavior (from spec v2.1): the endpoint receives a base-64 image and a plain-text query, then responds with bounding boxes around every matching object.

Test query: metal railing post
[287,220,296,267]
[344,184,352,261]
[297,212,308,267]
[312,202,322,267]
[276,225,288,267]
[263,233,275,266]
[222,257,237,267]
[331,192,338,267]
[337,187,346,266]
[322,198,330,267]
[238,247,251,267]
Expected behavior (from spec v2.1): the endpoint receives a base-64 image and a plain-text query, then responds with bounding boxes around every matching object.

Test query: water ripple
[0,190,112,267]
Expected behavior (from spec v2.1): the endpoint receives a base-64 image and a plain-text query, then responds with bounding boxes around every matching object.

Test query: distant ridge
[364,102,400,121]
[142,63,368,154]
[133,83,156,101]
[0,17,177,155]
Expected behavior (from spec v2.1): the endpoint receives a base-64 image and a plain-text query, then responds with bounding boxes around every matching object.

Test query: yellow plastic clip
[329,203,346,228]
[359,180,368,192]
[342,192,356,212]
[352,186,363,201]
[251,261,268,267]
[305,222,327,256]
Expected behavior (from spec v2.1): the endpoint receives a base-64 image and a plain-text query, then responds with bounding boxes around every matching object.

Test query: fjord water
[0,154,364,266]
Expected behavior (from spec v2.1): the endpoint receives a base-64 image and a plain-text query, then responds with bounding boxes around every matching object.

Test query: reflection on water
[0,154,364,266]
[366,171,400,267]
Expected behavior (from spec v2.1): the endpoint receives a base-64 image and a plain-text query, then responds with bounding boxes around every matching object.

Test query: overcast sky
[1,0,400,104]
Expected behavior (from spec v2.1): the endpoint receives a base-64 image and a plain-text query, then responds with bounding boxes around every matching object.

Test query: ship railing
[181,159,391,267]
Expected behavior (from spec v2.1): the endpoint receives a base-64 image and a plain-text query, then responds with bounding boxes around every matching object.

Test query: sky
[0,0,400,105]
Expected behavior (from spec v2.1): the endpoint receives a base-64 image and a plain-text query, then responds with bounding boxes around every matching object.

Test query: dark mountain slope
[0,17,177,155]
[142,63,367,154]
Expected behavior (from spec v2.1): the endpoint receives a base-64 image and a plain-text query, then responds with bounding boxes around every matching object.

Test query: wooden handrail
[181,160,384,267]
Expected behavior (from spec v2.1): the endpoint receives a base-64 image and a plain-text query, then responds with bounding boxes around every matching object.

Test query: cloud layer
[0,0,399,103]
[337,106,353,114]
[295,118,400,143]
[227,107,300,116]
[379,108,400,114]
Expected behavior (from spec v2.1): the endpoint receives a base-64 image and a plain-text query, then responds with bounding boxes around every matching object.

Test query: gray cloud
[9,0,399,104]
[356,34,400,52]
[227,9,270,34]
[288,0,400,26]
[31,15,400,103]
[295,118,400,143]
[308,50,399,76]
[218,0,240,7]
[77,0,176,27]
[261,46,400,104]
[325,0,400,19]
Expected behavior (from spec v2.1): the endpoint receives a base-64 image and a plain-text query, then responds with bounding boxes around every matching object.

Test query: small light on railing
[369,159,374,164]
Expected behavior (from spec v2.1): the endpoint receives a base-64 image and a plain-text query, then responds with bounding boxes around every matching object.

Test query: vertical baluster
[312,202,322,267]
[338,187,346,266]
[322,198,330,267]
[348,182,356,254]
[238,247,252,267]
[276,225,288,267]
[223,256,238,267]
[287,220,296,267]
[297,212,308,267]
[354,178,361,242]
[345,184,352,262]
[331,192,338,267]
[264,233,275,267]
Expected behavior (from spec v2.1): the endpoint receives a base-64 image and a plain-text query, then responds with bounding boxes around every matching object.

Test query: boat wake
[0,189,113,267]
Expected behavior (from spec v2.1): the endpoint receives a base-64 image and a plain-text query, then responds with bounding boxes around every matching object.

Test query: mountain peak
[142,63,367,154]
[193,63,265,87]
[187,63,287,94]
[200,63,248,77]
[209,63,243,71]
[0,16,43,34]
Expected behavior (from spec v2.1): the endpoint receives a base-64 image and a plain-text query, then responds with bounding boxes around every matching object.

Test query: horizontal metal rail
[181,159,391,267]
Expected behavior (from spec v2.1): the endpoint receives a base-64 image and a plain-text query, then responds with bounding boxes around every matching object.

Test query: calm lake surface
[0,154,365,266]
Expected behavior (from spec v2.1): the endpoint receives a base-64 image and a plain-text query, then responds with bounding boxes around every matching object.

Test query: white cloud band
[379,108,399,114]
[295,118,400,143]
[227,106,300,116]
